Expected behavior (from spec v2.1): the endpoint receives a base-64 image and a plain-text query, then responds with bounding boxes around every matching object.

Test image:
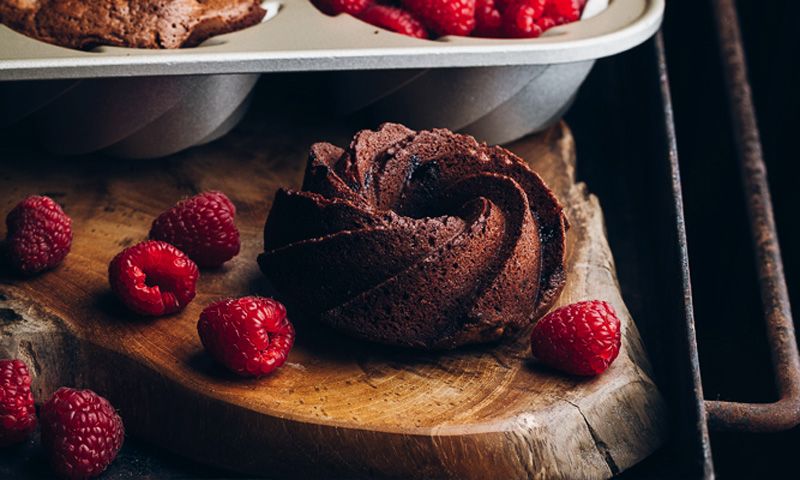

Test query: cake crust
[0,0,265,49]
[259,123,568,349]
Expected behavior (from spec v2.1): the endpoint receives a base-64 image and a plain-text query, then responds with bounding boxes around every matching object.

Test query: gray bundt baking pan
[0,0,663,158]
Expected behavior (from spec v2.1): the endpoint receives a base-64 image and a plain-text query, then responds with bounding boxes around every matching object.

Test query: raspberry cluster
[104,191,295,377]
[108,191,241,317]
[2,190,295,380]
[1,187,296,474]
[312,0,585,39]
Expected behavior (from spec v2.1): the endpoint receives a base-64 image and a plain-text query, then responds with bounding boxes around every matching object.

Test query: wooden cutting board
[0,120,666,479]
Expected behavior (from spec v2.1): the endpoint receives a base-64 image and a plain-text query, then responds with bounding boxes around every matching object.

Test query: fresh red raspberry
[359,5,429,39]
[474,0,503,37]
[149,191,240,268]
[536,15,557,31]
[530,300,621,376]
[314,0,372,16]
[41,387,124,479]
[402,0,476,37]
[198,297,295,378]
[514,0,547,15]
[502,0,546,37]
[544,0,582,23]
[0,359,37,446]
[5,195,72,275]
[108,240,199,316]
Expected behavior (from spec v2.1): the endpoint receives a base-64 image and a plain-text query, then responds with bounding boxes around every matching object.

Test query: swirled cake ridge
[259,123,568,349]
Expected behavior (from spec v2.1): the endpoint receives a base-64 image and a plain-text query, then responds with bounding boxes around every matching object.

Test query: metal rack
[653,0,800,476]
[572,0,798,475]
[701,0,800,435]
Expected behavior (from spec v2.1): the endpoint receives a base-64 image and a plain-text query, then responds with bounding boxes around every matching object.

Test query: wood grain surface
[0,120,666,479]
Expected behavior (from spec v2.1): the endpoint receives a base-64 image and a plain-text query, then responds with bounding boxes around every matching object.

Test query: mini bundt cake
[0,0,265,49]
[258,123,568,349]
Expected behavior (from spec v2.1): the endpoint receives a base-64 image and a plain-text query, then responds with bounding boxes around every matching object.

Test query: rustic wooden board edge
[0,286,666,479]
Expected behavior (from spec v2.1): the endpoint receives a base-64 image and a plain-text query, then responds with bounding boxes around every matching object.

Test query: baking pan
[0,0,664,80]
[327,0,611,142]
[0,0,662,157]
[334,60,595,144]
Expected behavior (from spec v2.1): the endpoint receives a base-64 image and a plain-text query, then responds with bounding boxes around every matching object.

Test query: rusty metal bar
[654,32,716,477]
[704,0,800,433]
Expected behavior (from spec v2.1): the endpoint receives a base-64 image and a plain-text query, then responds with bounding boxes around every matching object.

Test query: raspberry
[0,359,36,446]
[502,0,546,38]
[359,5,429,39]
[474,0,503,37]
[108,240,199,316]
[536,15,556,31]
[41,387,124,479]
[530,300,621,376]
[314,0,372,16]
[544,0,582,23]
[149,191,240,268]
[198,297,295,377]
[5,195,72,275]
[402,0,476,37]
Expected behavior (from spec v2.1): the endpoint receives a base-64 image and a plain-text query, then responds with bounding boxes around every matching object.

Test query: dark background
[2,0,799,477]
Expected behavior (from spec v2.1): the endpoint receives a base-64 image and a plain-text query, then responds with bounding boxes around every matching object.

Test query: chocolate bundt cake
[0,0,265,49]
[258,123,568,349]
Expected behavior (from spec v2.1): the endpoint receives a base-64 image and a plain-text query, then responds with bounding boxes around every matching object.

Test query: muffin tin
[0,0,664,157]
